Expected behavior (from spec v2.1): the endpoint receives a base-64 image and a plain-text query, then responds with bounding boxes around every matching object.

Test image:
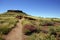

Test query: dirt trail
[5,18,24,40]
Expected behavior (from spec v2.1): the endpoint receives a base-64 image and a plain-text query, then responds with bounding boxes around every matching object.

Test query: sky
[0,0,60,18]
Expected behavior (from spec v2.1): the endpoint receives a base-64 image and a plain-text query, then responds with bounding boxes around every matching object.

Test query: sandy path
[5,19,24,40]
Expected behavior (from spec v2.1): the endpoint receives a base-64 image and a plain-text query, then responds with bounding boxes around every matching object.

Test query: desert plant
[0,27,11,35]
[0,37,4,40]
[23,24,37,35]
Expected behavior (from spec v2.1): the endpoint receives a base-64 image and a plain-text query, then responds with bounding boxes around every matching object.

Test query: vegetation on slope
[22,16,60,40]
[0,10,27,40]
[0,10,60,40]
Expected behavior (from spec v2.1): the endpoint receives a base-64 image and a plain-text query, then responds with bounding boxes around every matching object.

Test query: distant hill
[0,10,28,17]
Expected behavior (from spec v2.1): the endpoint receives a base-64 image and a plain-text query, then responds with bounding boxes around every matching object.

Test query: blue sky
[0,0,60,18]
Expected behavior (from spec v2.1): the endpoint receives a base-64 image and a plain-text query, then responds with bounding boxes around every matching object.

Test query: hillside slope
[0,10,60,40]
[0,10,27,40]
[0,10,27,17]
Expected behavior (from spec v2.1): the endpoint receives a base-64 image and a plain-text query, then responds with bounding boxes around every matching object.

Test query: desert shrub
[22,19,32,26]
[51,18,60,23]
[39,19,55,26]
[55,26,60,32]
[48,26,58,37]
[25,32,56,40]
[44,35,56,40]
[23,24,37,35]
[24,28,31,35]
[29,20,36,25]
[22,19,41,35]
[0,17,18,35]
[42,21,54,26]
[25,33,36,40]
[49,26,60,33]
[0,27,12,35]
[44,22,54,26]
[0,21,5,24]
[0,37,4,40]
[0,21,17,35]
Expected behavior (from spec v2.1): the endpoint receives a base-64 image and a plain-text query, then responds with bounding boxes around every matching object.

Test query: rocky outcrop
[7,10,23,13]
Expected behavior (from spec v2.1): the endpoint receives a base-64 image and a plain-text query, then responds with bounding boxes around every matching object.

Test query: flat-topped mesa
[7,10,23,13]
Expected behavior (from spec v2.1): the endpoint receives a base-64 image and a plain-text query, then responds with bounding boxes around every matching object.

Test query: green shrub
[0,17,18,35]
[55,26,60,32]
[25,32,56,40]
[0,27,12,35]
[0,37,4,40]
[23,24,37,35]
